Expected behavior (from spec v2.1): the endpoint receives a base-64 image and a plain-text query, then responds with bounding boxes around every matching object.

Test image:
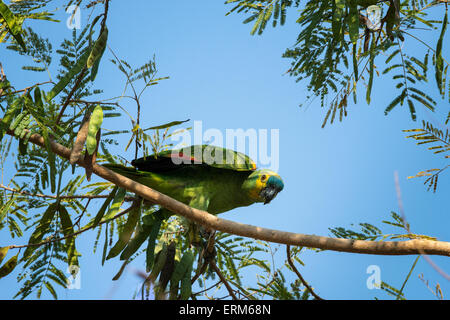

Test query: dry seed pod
[84,128,101,181]
[70,113,91,164]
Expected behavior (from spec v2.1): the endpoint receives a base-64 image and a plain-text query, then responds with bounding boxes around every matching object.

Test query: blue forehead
[267,175,284,191]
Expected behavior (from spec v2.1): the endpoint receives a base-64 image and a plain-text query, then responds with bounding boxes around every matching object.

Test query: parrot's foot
[199,226,213,239]
[194,229,217,264]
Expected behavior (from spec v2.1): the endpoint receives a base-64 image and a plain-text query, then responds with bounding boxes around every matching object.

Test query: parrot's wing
[130,152,195,172]
[131,145,257,172]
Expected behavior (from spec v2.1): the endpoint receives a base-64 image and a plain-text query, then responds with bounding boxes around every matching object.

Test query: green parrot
[104,145,284,216]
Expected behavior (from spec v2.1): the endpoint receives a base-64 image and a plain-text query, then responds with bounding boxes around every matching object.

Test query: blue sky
[0,1,449,299]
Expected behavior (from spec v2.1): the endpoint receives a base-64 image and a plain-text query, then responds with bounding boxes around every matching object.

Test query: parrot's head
[242,169,284,205]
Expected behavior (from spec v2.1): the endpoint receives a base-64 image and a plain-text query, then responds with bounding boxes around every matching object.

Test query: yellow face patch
[247,177,266,201]
[245,169,281,202]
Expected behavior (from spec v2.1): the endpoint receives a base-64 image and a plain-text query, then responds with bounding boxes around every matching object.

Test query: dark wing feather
[131,145,256,172]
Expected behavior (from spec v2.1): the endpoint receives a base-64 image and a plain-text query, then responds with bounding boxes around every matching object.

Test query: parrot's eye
[261,175,267,182]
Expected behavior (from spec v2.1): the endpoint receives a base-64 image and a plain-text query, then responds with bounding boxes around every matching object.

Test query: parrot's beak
[260,186,280,205]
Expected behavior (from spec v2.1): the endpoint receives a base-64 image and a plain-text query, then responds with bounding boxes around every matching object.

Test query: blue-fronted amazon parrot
[104,145,284,216]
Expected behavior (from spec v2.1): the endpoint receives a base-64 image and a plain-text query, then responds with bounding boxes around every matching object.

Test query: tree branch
[5,128,450,257]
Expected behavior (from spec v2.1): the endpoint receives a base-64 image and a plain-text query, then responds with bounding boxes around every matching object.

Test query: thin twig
[0,81,53,97]
[191,281,221,297]
[394,171,450,281]
[107,46,142,159]
[0,184,136,201]
[55,68,87,125]
[8,205,135,250]
[101,0,110,32]
[209,260,238,300]
[286,245,324,300]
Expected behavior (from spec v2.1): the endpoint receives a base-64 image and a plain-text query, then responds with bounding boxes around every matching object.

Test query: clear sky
[0,0,448,300]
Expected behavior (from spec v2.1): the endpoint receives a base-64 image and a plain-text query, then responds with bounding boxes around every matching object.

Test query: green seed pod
[180,263,193,300]
[149,242,168,282]
[158,241,177,290]
[0,254,18,279]
[0,247,9,265]
[170,250,195,286]
[87,27,108,69]
[86,104,103,155]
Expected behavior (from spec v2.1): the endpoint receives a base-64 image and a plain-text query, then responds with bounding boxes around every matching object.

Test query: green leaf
[44,281,58,300]
[92,186,118,227]
[145,218,163,272]
[143,119,190,131]
[366,36,375,105]
[250,10,264,35]
[103,187,126,220]
[46,50,90,101]
[0,194,17,223]
[106,204,140,260]
[347,0,359,44]
[0,97,22,141]
[23,202,58,259]
[120,223,153,261]
[0,1,26,51]
[112,260,129,281]
[435,10,447,95]
[102,222,108,266]
[58,204,79,267]
[41,127,56,193]
[34,87,44,111]
[332,0,344,39]
[407,99,416,121]
[352,43,358,80]
[385,89,406,115]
